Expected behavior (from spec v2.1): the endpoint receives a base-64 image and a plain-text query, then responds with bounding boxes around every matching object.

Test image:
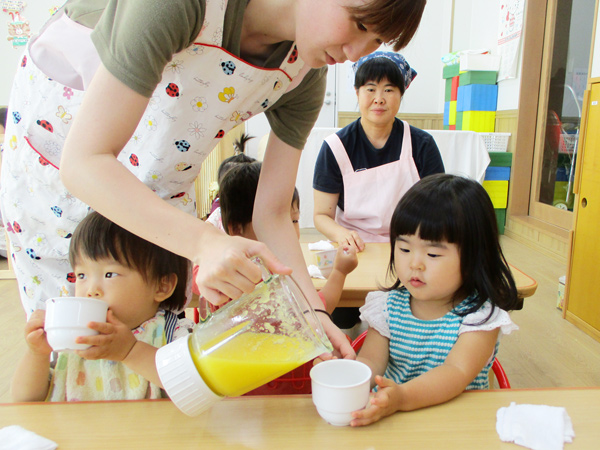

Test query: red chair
[351,330,511,389]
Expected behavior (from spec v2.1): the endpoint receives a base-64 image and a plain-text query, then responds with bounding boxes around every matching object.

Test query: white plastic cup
[315,249,337,278]
[44,297,108,351]
[310,359,372,426]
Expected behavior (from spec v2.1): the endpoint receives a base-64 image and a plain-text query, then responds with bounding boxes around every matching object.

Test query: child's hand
[333,245,358,275]
[75,309,137,362]
[23,309,53,357]
[350,375,400,427]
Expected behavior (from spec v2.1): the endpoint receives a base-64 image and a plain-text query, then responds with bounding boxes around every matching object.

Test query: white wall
[0,1,63,105]
[337,0,523,115]
[592,1,600,77]
[1,1,525,112]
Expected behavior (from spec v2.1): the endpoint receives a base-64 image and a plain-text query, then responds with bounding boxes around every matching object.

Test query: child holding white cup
[11,211,192,402]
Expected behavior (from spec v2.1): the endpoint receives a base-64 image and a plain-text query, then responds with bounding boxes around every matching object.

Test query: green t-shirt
[62,0,326,149]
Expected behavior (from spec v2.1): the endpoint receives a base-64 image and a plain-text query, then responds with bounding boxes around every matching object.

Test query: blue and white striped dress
[359,288,518,390]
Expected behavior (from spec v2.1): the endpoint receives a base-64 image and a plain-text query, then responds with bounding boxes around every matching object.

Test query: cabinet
[565,82,600,341]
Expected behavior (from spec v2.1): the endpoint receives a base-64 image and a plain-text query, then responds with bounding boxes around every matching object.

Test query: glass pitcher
[156,258,333,416]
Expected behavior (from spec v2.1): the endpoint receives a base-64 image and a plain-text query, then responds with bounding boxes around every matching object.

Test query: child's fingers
[85,320,116,334]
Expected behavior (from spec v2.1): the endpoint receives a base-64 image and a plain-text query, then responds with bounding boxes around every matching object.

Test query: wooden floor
[0,234,599,402]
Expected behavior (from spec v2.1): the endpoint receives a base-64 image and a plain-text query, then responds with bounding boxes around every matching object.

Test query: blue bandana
[353,51,417,91]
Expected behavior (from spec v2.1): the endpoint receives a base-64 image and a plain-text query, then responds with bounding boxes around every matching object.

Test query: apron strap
[325,133,354,175]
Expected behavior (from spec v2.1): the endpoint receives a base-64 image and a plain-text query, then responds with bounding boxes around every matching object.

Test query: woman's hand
[23,309,53,357]
[350,375,401,426]
[335,230,365,253]
[194,227,292,305]
[317,313,355,360]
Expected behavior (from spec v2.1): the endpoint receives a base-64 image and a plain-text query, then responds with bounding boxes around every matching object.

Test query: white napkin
[308,240,335,251]
[496,402,575,450]
[0,425,58,450]
[307,264,326,279]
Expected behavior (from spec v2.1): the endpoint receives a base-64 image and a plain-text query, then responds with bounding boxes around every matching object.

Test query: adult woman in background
[313,52,444,252]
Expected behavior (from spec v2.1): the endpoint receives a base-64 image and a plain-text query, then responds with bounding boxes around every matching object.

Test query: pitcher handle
[250,256,273,283]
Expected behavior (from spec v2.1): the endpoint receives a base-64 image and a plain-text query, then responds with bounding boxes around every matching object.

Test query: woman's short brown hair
[347,0,427,51]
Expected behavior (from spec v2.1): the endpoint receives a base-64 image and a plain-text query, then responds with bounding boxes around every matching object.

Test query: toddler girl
[352,173,521,426]
[11,211,192,402]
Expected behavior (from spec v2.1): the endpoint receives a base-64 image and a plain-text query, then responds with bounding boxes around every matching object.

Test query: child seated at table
[11,211,193,402]
[205,133,256,231]
[197,161,358,314]
[350,174,521,426]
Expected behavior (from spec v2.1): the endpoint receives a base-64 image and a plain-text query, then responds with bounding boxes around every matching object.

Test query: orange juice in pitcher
[156,258,332,416]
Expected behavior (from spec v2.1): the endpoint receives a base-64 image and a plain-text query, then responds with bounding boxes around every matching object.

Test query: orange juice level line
[189,332,313,397]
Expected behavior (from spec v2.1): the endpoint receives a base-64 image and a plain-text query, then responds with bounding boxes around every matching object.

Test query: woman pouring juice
[1,0,426,359]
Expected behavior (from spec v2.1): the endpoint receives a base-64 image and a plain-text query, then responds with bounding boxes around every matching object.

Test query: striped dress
[360,288,518,390]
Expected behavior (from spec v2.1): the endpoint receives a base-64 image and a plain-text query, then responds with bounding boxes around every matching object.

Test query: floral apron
[0,0,307,315]
[326,120,420,243]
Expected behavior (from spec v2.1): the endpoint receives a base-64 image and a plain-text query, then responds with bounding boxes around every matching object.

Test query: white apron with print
[326,120,420,243]
[0,0,308,315]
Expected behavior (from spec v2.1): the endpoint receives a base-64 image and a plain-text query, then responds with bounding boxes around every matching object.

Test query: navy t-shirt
[313,118,445,210]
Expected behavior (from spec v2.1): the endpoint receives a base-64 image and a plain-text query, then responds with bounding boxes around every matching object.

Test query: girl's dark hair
[346,0,426,51]
[386,174,520,316]
[216,133,255,184]
[69,211,189,311]
[354,57,406,94]
[220,162,262,233]
[220,162,300,233]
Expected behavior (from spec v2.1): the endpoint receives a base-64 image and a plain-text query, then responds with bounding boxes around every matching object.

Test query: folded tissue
[0,425,58,450]
[496,402,574,450]
[308,240,335,251]
[308,264,326,280]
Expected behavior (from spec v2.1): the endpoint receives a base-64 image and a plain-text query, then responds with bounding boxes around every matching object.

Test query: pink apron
[0,0,308,315]
[326,120,420,243]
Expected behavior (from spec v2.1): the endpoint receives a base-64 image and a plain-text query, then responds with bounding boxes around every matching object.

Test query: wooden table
[302,243,538,308]
[1,388,597,448]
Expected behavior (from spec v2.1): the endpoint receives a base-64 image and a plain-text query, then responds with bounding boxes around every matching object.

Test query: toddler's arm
[75,310,163,387]
[352,328,500,426]
[318,246,358,313]
[11,310,53,402]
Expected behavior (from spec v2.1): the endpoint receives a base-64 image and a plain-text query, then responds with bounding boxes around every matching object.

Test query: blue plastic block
[443,101,450,126]
[484,166,511,181]
[457,84,498,112]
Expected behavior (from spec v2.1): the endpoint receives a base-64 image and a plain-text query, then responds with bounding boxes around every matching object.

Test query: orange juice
[190,332,312,397]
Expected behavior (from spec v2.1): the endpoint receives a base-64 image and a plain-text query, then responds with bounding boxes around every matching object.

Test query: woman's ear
[154,273,178,303]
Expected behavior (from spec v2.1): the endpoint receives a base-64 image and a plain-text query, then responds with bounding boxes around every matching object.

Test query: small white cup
[44,297,108,351]
[315,249,337,278]
[310,359,372,426]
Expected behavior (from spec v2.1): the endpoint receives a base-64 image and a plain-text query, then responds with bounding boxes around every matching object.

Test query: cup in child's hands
[44,297,108,351]
[310,359,372,426]
[314,249,337,278]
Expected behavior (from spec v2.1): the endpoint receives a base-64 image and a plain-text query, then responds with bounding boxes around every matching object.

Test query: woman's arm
[253,133,353,358]
[352,328,500,426]
[59,64,289,305]
[313,190,365,252]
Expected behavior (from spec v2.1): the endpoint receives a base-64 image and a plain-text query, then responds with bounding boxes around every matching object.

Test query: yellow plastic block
[449,101,457,125]
[462,111,496,132]
[483,180,508,209]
